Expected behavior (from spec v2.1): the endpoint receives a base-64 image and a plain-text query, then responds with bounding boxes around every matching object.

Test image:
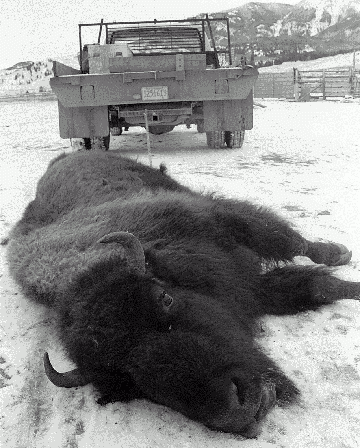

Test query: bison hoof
[239,381,276,438]
[209,377,276,436]
[97,395,112,406]
[306,241,352,266]
[254,381,276,422]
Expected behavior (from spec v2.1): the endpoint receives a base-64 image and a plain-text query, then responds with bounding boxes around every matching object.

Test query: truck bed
[50,56,258,108]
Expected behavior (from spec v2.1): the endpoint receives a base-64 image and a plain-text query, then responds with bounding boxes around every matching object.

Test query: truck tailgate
[50,67,258,108]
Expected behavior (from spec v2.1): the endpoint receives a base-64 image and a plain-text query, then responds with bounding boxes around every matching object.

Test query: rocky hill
[0,60,54,97]
[0,56,79,98]
[202,0,360,65]
[283,0,360,36]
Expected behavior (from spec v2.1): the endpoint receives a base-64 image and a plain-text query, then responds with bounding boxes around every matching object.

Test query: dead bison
[7,151,359,437]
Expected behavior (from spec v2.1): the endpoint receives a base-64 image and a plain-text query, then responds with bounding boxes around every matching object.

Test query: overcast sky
[1,0,301,70]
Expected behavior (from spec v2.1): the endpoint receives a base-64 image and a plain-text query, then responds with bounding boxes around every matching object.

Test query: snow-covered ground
[1,99,360,447]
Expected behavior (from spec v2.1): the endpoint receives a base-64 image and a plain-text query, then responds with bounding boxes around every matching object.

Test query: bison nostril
[231,378,246,405]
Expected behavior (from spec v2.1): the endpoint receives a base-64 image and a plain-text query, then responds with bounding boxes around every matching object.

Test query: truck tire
[206,131,224,149]
[224,130,245,149]
[148,125,175,135]
[206,131,245,149]
[83,135,110,151]
[196,121,205,133]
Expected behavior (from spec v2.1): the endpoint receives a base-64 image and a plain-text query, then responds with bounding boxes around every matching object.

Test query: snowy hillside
[0,60,55,96]
[259,49,360,72]
[0,56,78,97]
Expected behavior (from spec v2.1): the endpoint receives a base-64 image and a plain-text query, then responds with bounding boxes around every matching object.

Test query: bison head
[44,232,283,437]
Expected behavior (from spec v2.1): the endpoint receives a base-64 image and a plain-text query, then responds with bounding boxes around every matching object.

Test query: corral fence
[254,67,360,101]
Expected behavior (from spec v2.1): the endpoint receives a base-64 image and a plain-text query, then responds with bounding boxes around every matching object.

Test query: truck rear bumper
[50,67,258,108]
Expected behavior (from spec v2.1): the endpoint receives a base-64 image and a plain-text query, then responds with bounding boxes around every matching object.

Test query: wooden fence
[254,72,296,100]
[254,67,360,100]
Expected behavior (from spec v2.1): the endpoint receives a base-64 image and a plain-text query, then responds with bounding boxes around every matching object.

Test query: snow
[1,98,360,447]
[298,0,360,26]
[259,50,360,72]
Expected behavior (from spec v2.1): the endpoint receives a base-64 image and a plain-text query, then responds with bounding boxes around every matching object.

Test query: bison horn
[96,231,145,275]
[44,352,92,388]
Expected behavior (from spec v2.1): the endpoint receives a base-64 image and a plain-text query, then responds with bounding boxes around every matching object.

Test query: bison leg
[259,265,360,315]
[214,200,351,266]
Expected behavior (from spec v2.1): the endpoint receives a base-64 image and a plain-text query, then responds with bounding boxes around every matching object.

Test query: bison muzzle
[7,151,359,437]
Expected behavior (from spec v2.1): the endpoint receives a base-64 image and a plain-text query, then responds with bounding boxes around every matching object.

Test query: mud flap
[58,101,109,139]
[203,90,253,132]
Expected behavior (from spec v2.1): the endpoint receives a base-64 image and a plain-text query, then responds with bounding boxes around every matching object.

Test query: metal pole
[144,110,152,167]
[97,18,104,44]
[226,18,232,66]
[79,25,82,71]
[205,14,220,68]
[201,20,205,53]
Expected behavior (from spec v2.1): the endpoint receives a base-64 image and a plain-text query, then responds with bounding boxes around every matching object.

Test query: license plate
[141,86,168,101]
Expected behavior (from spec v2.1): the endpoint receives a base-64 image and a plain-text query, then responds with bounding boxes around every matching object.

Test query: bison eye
[159,290,173,308]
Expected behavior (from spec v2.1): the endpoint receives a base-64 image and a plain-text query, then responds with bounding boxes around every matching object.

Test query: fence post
[322,69,326,100]
[294,68,299,101]
[143,110,153,167]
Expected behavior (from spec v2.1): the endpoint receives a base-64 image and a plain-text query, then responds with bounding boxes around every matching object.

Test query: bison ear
[96,232,146,275]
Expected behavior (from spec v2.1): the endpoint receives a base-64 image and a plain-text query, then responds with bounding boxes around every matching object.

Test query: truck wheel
[148,125,175,135]
[83,135,110,151]
[196,121,205,133]
[224,130,245,149]
[206,131,224,148]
